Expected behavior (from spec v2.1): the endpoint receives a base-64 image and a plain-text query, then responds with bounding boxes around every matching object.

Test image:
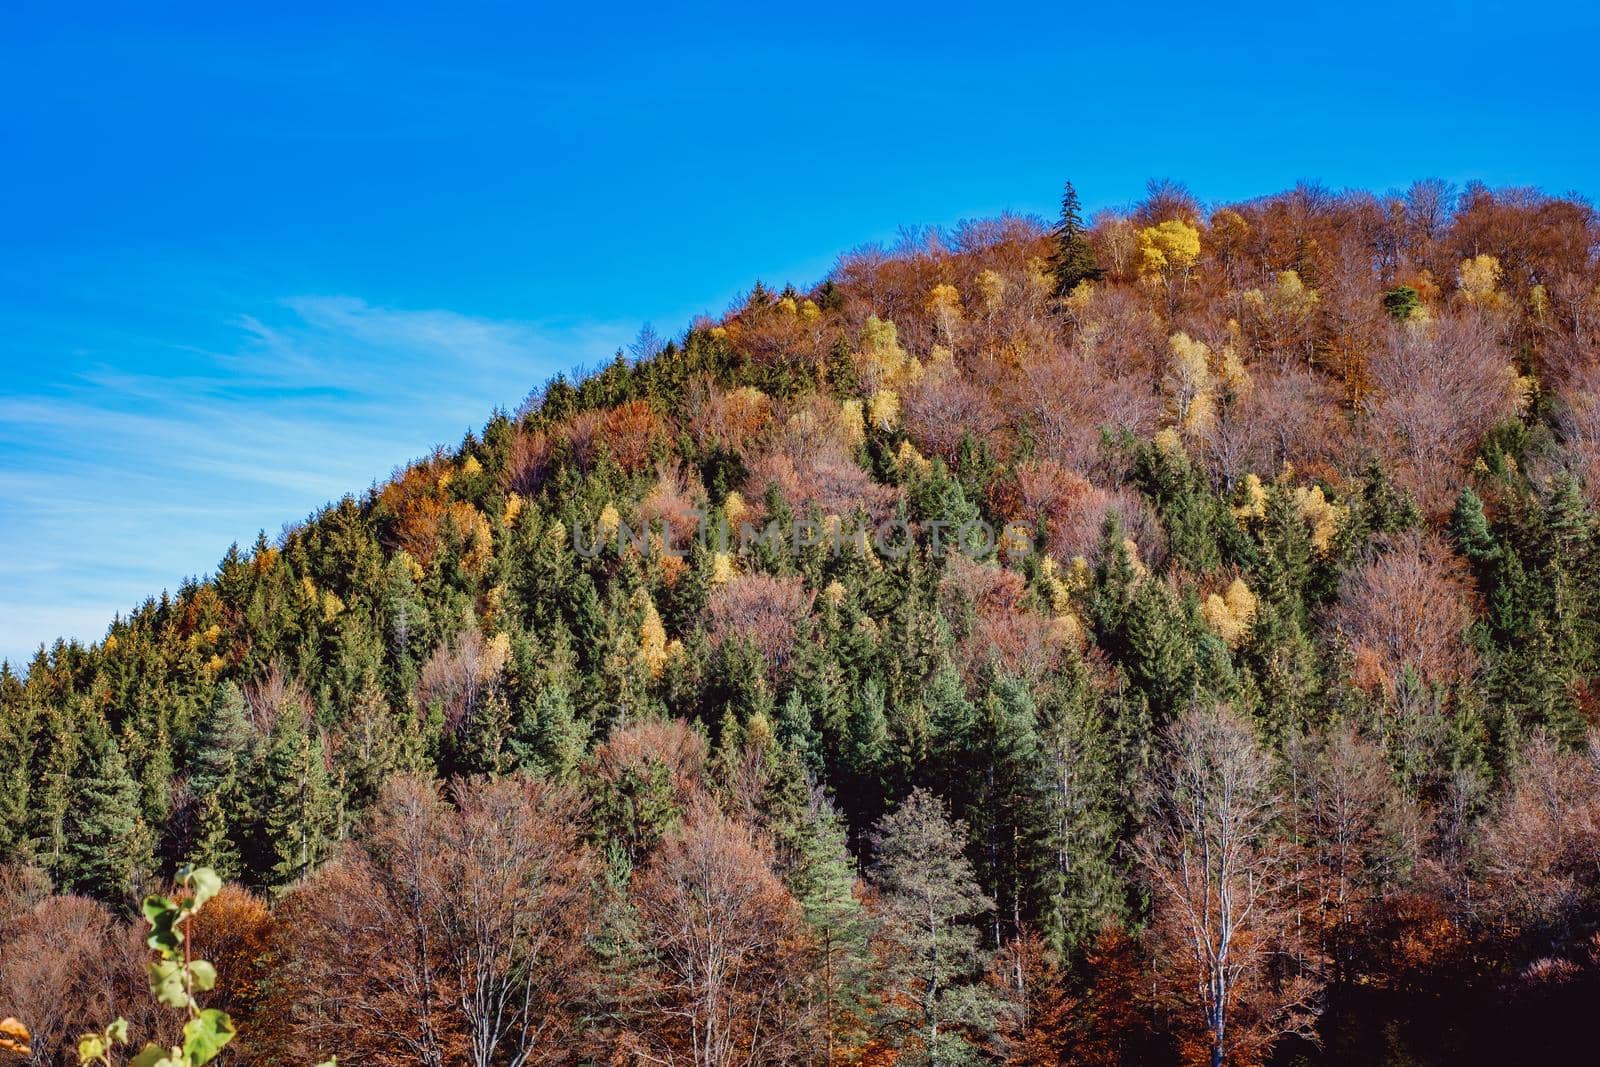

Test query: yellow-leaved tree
[1202,577,1259,647]
[1137,220,1201,279]
[857,315,920,392]
[926,283,964,347]
[1243,269,1320,362]
[975,269,1006,315]
[1457,253,1506,309]
[1164,332,1218,436]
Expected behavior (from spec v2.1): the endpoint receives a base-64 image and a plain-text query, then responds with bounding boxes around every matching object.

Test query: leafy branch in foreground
[72,866,331,1067]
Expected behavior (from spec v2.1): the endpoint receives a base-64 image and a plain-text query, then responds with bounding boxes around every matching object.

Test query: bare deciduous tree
[1138,705,1318,1067]
[269,775,596,1067]
[0,895,152,1067]
[629,801,807,1067]
[1478,732,1600,933]
[1285,725,1416,984]
[1329,531,1479,698]
[1364,314,1523,515]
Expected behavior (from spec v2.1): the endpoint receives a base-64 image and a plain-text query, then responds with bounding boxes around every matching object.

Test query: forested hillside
[5,179,1600,1066]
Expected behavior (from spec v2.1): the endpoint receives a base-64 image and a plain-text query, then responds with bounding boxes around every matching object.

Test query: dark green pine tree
[454,686,516,776]
[775,688,824,779]
[1089,516,1141,638]
[952,434,997,518]
[794,646,853,781]
[255,706,340,887]
[1449,487,1499,568]
[511,676,588,782]
[664,535,716,633]
[754,731,815,856]
[708,705,749,800]
[1484,536,1537,640]
[786,797,874,1065]
[380,552,430,702]
[1472,480,1596,748]
[0,694,31,863]
[1543,474,1598,675]
[1253,484,1316,623]
[967,673,1053,946]
[1131,439,1237,573]
[1240,599,1322,740]
[335,677,423,815]
[26,701,82,874]
[705,637,775,729]
[1356,459,1422,537]
[180,681,258,878]
[1478,542,1573,745]
[880,597,944,774]
[1381,284,1422,322]
[1122,579,1201,728]
[586,749,682,868]
[133,731,175,844]
[62,736,155,907]
[189,682,255,794]
[1035,661,1126,956]
[187,789,241,882]
[1051,180,1102,295]
[907,460,982,558]
[925,655,980,798]
[503,624,589,781]
[840,675,892,826]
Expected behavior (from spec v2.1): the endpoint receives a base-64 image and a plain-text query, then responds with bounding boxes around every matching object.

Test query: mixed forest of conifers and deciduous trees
[5,179,1600,1066]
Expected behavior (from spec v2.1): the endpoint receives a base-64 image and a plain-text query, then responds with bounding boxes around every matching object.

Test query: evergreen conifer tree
[788,797,874,1064]
[62,736,154,906]
[1051,181,1102,295]
[1036,662,1126,955]
[869,788,998,1065]
[1449,487,1500,567]
[255,707,340,887]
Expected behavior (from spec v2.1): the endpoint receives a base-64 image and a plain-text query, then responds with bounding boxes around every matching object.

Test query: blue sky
[2,1,1598,668]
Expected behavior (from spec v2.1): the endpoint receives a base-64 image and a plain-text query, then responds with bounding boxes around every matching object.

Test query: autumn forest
[5,179,1600,1066]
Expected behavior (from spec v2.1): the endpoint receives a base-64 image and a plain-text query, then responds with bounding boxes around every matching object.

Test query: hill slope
[5,180,1600,1066]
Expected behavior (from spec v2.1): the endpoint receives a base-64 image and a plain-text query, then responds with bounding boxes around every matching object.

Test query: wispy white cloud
[0,296,631,668]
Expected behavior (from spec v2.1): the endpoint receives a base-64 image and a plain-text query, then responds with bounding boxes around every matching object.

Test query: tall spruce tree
[254,706,340,887]
[335,677,421,814]
[775,688,824,779]
[787,796,874,1063]
[967,673,1052,946]
[190,682,254,792]
[869,788,998,1066]
[62,736,154,907]
[1449,487,1499,568]
[840,674,892,825]
[0,696,31,863]
[1051,180,1101,295]
[1036,661,1126,955]
[187,789,241,881]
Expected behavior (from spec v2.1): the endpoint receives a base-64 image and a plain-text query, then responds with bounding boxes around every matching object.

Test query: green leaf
[313,1059,338,1067]
[181,1010,235,1067]
[142,895,184,957]
[183,867,223,912]
[129,1042,178,1067]
[80,1018,131,1064]
[188,960,218,992]
[148,959,191,1009]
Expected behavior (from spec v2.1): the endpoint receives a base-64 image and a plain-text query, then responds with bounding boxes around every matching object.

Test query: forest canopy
[4,178,1600,1066]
